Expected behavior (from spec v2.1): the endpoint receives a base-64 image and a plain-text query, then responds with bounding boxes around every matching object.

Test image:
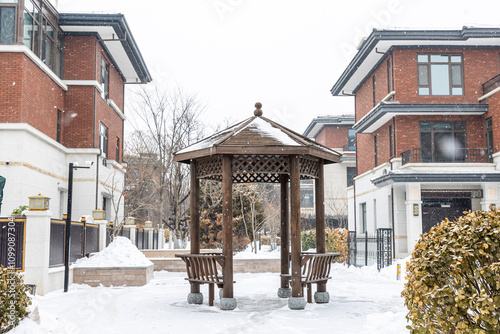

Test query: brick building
[331,27,500,257]
[302,115,356,227]
[0,0,151,221]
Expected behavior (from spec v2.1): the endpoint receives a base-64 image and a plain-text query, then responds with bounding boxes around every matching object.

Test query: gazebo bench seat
[176,253,226,306]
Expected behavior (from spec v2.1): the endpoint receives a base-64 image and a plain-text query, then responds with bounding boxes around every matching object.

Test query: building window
[23,0,63,77]
[116,137,120,162]
[56,109,61,143]
[372,75,377,106]
[300,179,314,209]
[374,135,378,166]
[387,57,393,92]
[486,117,493,156]
[418,54,463,96]
[373,199,377,230]
[348,129,356,151]
[360,203,367,233]
[0,5,16,44]
[100,56,109,100]
[102,196,111,221]
[99,122,108,159]
[133,169,139,179]
[420,121,466,162]
[389,124,394,157]
[346,167,356,187]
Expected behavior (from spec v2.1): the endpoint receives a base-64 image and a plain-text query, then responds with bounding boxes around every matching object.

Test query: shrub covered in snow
[301,228,348,263]
[0,266,31,333]
[402,209,500,332]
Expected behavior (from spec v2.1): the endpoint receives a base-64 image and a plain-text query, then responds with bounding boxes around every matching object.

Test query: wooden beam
[280,174,290,289]
[222,155,234,298]
[290,154,302,298]
[190,161,200,294]
[315,159,327,293]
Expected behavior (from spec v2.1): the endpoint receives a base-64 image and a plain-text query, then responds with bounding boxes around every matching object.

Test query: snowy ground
[12,262,409,334]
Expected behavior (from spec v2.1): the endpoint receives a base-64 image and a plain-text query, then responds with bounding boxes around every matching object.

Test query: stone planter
[73,264,154,287]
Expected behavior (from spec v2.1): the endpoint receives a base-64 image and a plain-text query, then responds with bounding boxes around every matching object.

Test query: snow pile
[74,237,153,268]
[234,242,280,259]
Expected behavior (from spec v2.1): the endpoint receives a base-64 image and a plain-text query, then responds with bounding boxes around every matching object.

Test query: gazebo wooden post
[278,174,291,298]
[220,155,237,310]
[314,159,330,303]
[187,160,203,304]
[288,154,306,309]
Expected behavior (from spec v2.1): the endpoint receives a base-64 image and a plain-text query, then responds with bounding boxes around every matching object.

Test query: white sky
[57,0,500,134]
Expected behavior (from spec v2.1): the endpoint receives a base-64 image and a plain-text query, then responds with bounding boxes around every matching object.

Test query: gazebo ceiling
[174,104,341,169]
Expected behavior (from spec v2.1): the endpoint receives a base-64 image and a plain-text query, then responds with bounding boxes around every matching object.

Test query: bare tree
[325,184,348,229]
[126,85,205,248]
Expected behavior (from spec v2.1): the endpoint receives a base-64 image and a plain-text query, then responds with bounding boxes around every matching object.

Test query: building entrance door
[421,197,471,234]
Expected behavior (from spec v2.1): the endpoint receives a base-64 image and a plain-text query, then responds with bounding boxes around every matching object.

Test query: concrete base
[288,297,306,310]
[187,292,203,305]
[314,291,330,304]
[277,287,292,298]
[220,298,237,310]
[73,264,154,287]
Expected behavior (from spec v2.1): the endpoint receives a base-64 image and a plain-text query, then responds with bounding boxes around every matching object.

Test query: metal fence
[49,219,100,267]
[0,218,25,270]
[347,228,393,271]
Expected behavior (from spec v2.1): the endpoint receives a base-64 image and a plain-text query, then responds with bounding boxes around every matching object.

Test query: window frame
[115,137,120,163]
[99,122,108,159]
[0,3,17,44]
[389,124,394,158]
[360,203,367,233]
[417,53,464,96]
[387,57,393,93]
[100,55,110,100]
[419,121,467,162]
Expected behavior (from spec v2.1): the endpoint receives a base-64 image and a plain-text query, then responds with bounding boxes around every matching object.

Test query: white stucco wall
[0,124,124,221]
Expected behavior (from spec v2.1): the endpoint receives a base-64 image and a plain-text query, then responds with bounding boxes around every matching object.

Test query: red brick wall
[21,56,65,141]
[393,48,500,103]
[97,43,125,111]
[315,126,350,149]
[63,86,95,148]
[64,36,97,81]
[95,96,123,162]
[0,53,22,122]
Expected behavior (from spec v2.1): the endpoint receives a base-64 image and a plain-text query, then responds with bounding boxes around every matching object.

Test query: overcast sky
[57,0,500,134]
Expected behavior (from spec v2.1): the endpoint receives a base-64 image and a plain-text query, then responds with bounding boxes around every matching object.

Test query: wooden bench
[282,252,340,303]
[175,253,225,306]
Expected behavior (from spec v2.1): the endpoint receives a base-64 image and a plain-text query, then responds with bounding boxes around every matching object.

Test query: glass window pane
[418,65,429,85]
[452,87,463,95]
[430,55,448,63]
[450,55,462,63]
[33,20,39,55]
[454,122,466,131]
[433,122,452,131]
[431,64,450,95]
[0,7,16,44]
[420,122,431,131]
[23,11,33,49]
[419,87,430,95]
[434,132,452,162]
[47,23,54,39]
[451,65,462,85]
[420,132,432,162]
[417,55,428,63]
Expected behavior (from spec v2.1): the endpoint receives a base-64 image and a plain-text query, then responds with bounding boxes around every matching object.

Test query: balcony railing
[401,148,492,165]
[483,73,500,95]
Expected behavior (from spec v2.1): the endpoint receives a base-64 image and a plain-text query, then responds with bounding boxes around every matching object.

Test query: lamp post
[64,162,91,293]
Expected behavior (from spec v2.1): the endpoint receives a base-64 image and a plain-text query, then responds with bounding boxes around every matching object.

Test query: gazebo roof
[174,105,341,165]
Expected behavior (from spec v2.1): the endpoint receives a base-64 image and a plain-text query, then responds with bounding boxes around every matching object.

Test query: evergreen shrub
[0,266,31,333]
[402,209,500,333]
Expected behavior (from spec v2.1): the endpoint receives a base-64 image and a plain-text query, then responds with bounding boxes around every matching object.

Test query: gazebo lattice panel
[197,155,223,181]
[233,155,289,174]
[299,156,320,178]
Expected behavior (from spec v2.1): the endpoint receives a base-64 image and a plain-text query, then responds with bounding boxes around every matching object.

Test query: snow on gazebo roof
[174,103,341,164]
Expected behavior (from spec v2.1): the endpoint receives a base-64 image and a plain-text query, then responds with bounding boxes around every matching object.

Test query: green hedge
[402,209,500,332]
[0,267,31,333]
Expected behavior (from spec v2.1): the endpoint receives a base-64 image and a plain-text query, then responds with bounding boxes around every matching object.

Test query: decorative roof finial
[254,102,263,117]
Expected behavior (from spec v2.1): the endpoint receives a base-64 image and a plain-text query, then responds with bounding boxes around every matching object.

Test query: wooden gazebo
[174,103,340,310]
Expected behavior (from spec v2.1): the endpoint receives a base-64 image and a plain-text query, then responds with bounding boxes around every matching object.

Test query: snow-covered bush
[402,209,500,332]
[301,228,348,263]
[0,267,31,333]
